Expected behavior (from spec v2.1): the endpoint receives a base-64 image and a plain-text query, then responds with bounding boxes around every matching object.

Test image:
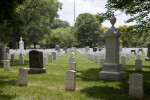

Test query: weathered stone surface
[18,68,28,86]
[135,60,142,71]
[69,62,76,71]
[52,52,57,60]
[100,58,105,68]
[145,43,150,61]
[43,56,48,65]
[121,56,126,65]
[48,54,53,62]
[129,73,143,99]
[65,70,76,91]
[19,54,24,64]
[4,60,10,71]
[94,55,99,63]
[11,54,15,61]
[55,45,60,52]
[69,57,75,63]
[70,53,74,58]
[63,47,67,53]
[137,54,142,60]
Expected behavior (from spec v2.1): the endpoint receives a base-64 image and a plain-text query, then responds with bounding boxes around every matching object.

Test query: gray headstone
[94,55,99,63]
[65,70,76,91]
[100,58,105,68]
[129,73,143,99]
[55,45,60,52]
[145,43,150,61]
[4,60,10,71]
[52,52,57,60]
[48,54,53,62]
[69,62,76,71]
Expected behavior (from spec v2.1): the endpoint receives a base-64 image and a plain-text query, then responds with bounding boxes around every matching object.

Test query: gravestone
[98,48,102,51]
[43,56,48,65]
[121,56,126,65]
[138,48,143,54]
[93,55,99,63]
[0,45,6,64]
[48,54,53,62]
[18,68,28,86]
[55,45,60,52]
[6,53,9,60]
[65,70,76,91]
[135,55,142,71]
[85,46,89,52]
[129,73,143,99]
[3,60,10,71]
[145,43,150,61]
[100,58,105,68]
[69,57,75,63]
[6,47,10,54]
[69,62,76,71]
[11,54,15,61]
[63,47,67,53]
[126,53,130,60]
[28,50,46,74]
[99,14,126,80]
[52,52,57,60]
[131,50,136,55]
[70,53,74,58]
[19,53,24,64]
[93,47,97,52]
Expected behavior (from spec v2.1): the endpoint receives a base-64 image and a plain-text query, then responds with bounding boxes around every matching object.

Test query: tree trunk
[12,34,17,49]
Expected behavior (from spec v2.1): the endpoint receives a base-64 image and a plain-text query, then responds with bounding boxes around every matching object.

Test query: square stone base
[99,71,126,80]
[28,68,46,74]
[145,57,150,61]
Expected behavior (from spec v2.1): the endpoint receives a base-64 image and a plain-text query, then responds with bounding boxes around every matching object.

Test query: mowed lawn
[0,51,150,100]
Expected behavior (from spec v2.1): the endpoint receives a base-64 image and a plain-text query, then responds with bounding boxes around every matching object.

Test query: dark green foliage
[75,13,104,47]
[51,19,70,29]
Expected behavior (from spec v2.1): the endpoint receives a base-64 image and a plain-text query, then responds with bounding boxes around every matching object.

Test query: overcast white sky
[58,0,135,27]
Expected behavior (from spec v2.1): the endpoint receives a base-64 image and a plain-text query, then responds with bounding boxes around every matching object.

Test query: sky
[58,0,135,27]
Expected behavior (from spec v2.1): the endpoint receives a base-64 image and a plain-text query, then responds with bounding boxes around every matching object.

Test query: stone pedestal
[4,60,10,71]
[99,14,126,80]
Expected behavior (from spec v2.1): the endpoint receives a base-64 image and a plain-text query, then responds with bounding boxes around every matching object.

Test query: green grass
[0,51,150,100]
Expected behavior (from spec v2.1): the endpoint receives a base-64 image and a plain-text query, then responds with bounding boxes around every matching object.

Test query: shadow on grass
[77,68,101,82]
[0,76,17,100]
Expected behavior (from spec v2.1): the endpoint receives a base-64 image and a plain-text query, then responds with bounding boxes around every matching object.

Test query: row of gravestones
[65,47,76,91]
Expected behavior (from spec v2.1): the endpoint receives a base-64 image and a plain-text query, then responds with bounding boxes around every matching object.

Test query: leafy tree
[117,25,135,47]
[51,19,70,29]
[17,0,62,48]
[97,0,150,35]
[0,0,26,24]
[75,13,103,47]
[39,27,77,47]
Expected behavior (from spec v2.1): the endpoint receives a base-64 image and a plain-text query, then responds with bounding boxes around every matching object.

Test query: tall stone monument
[28,50,46,74]
[19,37,24,51]
[99,14,126,80]
[145,43,150,61]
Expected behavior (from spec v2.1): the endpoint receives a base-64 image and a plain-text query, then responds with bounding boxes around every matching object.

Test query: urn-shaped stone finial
[110,14,116,28]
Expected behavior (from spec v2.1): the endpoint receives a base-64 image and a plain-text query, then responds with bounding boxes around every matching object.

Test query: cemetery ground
[0,51,150,100]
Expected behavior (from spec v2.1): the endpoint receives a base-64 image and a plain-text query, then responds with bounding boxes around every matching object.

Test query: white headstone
[43,56,48,65]
[4,60,10,71]
[69,62,76,71]
[19,54,24,64]
[65,70,76,91]
[18,68,28,86]
[48,54,53,62]
[93,55,99,63]
[19,37,24,51]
